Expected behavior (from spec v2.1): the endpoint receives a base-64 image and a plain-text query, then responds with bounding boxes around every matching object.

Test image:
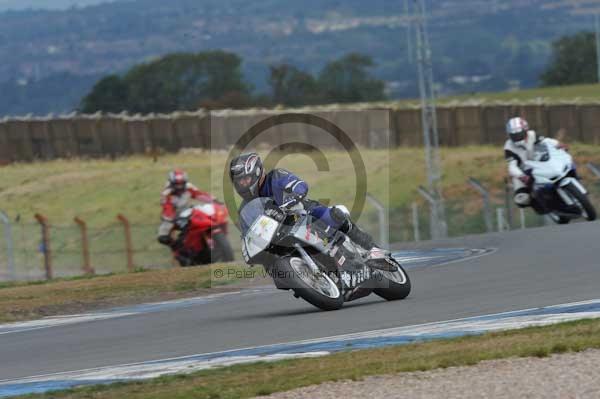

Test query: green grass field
[0,264,262,323]
[2,144,600,279]
[442,83,600,104]
[2,76,600,277]
[0,146,551,225]
[383,83,600,108]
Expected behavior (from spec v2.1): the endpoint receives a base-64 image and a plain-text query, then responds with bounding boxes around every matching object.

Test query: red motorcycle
[171,200,234,266]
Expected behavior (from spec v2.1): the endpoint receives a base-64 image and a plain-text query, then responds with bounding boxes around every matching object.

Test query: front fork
[557,178,587,206]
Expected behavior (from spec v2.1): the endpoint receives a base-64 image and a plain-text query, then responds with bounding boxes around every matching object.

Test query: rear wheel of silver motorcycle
[275,256,344,311]
[565,183,597,221]
[373,261,411,301]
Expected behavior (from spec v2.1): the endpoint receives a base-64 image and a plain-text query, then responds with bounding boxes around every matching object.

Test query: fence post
[117,214,135,272]
[496,208,507,233]
[0,210,15,280]
[467,177,493,233]
[519,208,526,229]
[504,177,514,230]
[586,163,600,179]
[417,186,441,240]
[411,202,420,242]
[34,213,53,280]
[74,217,94,275]
[366,193,389,249]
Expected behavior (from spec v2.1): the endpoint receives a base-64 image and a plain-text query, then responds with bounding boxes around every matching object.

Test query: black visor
[510,131,526,142]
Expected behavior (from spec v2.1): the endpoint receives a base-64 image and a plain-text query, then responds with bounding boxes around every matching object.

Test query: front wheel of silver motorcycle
[275,256,344,311]
[373,260,412,301]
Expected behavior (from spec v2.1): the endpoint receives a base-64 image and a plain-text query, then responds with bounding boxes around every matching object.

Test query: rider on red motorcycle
[157,169,215,247]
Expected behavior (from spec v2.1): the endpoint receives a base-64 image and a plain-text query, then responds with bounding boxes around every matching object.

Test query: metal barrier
[0,211,15,280]
[467,177,493,233]
[2,170,600,281]
[366,193,389,249]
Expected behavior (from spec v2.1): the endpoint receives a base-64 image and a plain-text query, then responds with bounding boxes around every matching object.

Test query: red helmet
[168,169,188,194]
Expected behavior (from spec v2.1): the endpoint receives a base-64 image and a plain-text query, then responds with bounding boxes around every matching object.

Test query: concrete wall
[1,104,599,162]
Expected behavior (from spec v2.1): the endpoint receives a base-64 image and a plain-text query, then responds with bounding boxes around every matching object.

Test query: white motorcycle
[524,143,596,224]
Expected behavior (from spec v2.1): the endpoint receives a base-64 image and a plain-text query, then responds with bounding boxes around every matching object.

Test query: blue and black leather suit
[254,168,344,229]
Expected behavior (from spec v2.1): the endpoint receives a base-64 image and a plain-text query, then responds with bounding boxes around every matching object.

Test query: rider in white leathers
[504,117,567,211]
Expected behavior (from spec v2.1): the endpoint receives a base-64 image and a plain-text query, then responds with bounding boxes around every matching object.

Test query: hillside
[1,0,600,116]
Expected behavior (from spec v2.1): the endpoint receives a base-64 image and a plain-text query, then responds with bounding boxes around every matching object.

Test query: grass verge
[16,317,600,399]
[386,83,600,107]
[2,145,600,247]
[0,263,261,323]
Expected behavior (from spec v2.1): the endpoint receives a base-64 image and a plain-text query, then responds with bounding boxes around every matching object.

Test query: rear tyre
[373,262,411,301]
[275,257,344,311]
[565,183,597,221]
[212,232,235,262]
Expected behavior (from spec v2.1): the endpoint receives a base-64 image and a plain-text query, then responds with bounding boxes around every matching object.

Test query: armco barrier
[3,103,600,162]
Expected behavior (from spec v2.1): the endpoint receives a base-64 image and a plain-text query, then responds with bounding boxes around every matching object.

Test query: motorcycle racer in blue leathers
[229,153,388,266]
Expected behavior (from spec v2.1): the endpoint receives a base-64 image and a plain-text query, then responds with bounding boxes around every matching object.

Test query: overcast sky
[0,0,124,12]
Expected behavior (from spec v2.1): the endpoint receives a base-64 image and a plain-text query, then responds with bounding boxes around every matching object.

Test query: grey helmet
[229,153,264,200]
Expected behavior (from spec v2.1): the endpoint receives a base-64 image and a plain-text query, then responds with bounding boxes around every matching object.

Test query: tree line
[541,31,599,87]
[80,51,386,114]
[81,29,599,115]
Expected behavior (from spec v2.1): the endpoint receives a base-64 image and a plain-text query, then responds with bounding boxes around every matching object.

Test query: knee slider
[330,206,350,223]
[330,206,351,232]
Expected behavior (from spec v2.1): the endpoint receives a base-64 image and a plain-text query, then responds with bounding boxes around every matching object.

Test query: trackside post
[411,202,420,242]
[117,214,135,272]
[467,177,493,233]
[0,210,15,280]
[34,213,53,280]
[366,193,389,249]
[74,217,94,275]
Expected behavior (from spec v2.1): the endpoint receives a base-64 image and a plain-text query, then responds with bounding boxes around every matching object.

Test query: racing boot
[346,224,398,272]
[331,207,396,272]
[363,244,398,272]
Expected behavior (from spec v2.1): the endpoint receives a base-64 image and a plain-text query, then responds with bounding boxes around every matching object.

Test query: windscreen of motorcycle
[243,215,279,260]
[239,198,273,234]
[240,198,280,261]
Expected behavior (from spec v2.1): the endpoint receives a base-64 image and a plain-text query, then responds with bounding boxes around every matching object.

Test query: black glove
[157,235,173,247]
[265,205,286,222]
[281,193,304,210]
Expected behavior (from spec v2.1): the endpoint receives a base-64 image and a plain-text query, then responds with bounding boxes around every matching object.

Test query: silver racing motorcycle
[240,198,411,311]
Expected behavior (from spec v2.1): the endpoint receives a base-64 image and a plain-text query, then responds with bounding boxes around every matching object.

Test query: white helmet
[506,117,529,143]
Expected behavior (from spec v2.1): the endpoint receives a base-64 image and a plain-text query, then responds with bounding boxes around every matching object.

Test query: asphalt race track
[1,221,600,390]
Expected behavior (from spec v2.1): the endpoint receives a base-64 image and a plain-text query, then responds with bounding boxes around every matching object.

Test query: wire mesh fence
[1,174,599,282]
[0,221,175,281]
[0,215,251,282]
[389,176,600,243]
